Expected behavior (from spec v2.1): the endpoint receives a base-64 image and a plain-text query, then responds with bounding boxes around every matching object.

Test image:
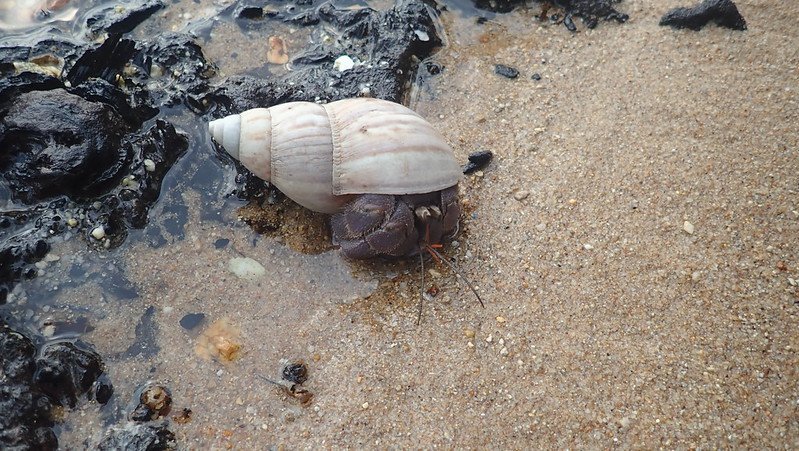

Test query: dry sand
[51,0,798,448]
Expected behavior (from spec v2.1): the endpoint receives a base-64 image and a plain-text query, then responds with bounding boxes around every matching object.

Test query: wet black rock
[1,320,107,449]
[0,323,57,450]
[64,33,215,113]
[0,120,186,302]
[282,361,309,385]
[131,33,217,110]
[86,0,166,35]
[463,150,494,174]
[0,236,49,303]
[98,422,176,451]
[659,0,746,31]
[209,0,443,113]
[93,376,115,405]
[34,340,105,408]
[555,0,629,29]
[472,0,628,29]
[494,64,519,79]
[0,89,131,203]
[532,73,542,81]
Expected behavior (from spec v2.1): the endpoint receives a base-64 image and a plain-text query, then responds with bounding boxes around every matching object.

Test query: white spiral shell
[208,98,461,214]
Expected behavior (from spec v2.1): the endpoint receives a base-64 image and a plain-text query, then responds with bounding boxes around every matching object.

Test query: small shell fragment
[683,221,695,235]
[267,36,289,65]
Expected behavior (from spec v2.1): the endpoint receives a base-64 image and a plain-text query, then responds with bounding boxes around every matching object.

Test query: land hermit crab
[208,98,464,259]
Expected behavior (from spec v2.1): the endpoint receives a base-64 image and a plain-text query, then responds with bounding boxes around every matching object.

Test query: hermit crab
[209,98,464,259]
[208,98,484,317]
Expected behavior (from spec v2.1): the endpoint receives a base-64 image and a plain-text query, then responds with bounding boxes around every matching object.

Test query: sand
[43,0,799,448]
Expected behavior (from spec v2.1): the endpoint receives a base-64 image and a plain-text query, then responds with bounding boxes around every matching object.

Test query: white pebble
[583,243,594,250]
[413,29,430,41]
[228,257,266,280]
[67,218,78,227]
[333,55,355,72]
[144,159,156,172]
[683,221,695,235]
[91,226,106,240]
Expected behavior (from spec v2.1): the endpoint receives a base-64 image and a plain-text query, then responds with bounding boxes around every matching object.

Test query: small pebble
[228,257,266,280]
[496,316,506,324]
[583,243,594,250]
[91,226,106,240]
[531,73,542,81]
[513,190,530,201]
[361,402,369,410]
[485,334,493,343]
[500,347,509,356]
[535,223,546,232]
[683,221,695,235]
[334,55,355,72]
[462,150,493,174]
[144,158,156,172]
[494,64,519,79]
[568,198,577,205]
[464,329,476,338]
[66,218,78,227]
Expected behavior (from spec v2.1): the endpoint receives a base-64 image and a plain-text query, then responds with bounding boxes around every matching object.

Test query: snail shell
[208,98,461,214]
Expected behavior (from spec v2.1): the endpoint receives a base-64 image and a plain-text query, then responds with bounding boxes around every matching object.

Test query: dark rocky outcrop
[660,0,746,31]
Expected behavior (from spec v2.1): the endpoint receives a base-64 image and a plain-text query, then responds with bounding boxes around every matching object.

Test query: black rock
[98,422,176,451]
[494,64,519,79]
[531,72,542,81]
[1,320,109,450]
[65,34,138,87]
[85,0,166,35]
[557,0,629,29]
[0,89,131,204]
[208,0,443,114]
[34,341,104,408]
[659,0,747,31]
[179,313,206,330]
[471,0,628,29]
[93,376,115,405]
[282,362,309,385]
[463,150,494,174]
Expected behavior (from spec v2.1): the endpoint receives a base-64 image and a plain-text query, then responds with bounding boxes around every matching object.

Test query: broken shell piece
[267,36,289,65]
[195,318,242,363]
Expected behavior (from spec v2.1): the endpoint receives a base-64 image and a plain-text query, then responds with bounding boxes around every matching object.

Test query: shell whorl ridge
[208,98,461,214]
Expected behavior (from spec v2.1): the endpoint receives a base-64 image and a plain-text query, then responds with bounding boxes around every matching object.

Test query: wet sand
[53,0,798,448]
